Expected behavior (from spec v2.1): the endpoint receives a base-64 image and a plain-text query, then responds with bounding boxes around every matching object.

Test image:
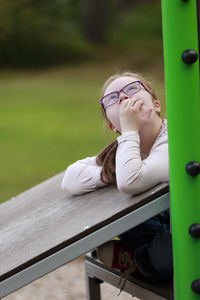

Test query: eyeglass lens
[103,81,141,107]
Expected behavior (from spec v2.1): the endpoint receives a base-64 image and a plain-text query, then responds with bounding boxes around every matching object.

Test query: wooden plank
[0,171,168,282]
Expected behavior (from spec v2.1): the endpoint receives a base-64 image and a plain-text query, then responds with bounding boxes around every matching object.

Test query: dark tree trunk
[80,0,108,44]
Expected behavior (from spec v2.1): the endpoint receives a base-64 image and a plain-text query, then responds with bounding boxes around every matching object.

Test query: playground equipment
[85,1,200,299]
[161,0,200,299]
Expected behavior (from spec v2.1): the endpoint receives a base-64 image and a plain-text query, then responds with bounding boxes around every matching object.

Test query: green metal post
[161,0,200,299]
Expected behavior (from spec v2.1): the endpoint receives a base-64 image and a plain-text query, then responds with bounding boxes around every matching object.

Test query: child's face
[103,76,161,133]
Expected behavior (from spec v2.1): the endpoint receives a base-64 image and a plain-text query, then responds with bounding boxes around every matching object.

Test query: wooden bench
[0,171,172,299]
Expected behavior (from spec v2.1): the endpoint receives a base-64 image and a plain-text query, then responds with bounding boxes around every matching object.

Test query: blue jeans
[119,212,173,281]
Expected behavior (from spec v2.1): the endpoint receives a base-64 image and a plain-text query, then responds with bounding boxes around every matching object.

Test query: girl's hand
[119,97,153,133]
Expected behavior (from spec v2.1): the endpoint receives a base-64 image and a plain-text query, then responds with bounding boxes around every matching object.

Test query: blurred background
[0,0,166,203]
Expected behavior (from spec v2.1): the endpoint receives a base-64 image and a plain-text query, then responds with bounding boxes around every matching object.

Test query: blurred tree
[0,0,162,68]
[80,0,108,44]
[0,0,92,67]
[80,0,158,44]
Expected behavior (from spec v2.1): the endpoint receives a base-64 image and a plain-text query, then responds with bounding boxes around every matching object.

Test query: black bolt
[182,50,198,65]
[94,277,104,284]
[189,224,200,238]
[91,249,97,258]
[186,161,200,176]
[191,279,200,294]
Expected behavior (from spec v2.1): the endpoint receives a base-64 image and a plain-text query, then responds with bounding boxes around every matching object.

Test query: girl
[62,72,173,292]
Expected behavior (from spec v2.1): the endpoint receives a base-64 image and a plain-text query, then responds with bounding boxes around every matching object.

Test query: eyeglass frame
[100,80,151,109]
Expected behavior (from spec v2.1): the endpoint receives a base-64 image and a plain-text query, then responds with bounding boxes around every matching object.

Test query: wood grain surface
[0,171,169,282]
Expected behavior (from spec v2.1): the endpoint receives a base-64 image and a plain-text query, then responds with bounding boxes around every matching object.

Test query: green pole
[161,0,200,299]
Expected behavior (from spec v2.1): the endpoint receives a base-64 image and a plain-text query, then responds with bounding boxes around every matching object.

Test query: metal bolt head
[186,161,200,176]
[189,223,200,238]
[191,279,200,294]
[182,50,198,65]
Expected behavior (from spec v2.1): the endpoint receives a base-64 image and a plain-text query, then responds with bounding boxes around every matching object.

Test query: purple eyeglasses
[100,80,150,109]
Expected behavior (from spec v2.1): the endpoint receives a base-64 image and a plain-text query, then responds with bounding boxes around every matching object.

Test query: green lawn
[0,64,166,203]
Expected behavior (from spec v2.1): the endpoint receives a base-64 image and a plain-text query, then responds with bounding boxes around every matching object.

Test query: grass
[0,62,166,203]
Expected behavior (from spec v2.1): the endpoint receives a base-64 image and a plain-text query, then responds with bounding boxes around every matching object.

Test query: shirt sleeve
[116,131,169,195]
[61,156,108,195]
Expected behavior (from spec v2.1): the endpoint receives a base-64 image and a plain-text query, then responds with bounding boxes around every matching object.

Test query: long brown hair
[96,71,160,185]
[96,140,118,185]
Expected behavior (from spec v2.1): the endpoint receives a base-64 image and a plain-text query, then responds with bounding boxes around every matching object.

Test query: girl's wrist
[121,125,139,133]
[120,120,139,133]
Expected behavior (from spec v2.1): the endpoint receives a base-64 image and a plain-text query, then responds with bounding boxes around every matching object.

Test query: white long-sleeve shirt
[61,118,169,196]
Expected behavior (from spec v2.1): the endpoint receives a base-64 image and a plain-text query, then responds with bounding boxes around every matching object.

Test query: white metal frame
[85,259,169,300]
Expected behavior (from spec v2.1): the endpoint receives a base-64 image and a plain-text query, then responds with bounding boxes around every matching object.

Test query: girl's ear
[154,100,161,113]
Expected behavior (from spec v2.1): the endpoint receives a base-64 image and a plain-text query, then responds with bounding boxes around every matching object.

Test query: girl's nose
[119,93,129,103]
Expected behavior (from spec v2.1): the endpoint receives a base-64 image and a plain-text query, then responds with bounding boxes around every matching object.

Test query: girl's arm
[116,131,169,195]
[61,156,108,195]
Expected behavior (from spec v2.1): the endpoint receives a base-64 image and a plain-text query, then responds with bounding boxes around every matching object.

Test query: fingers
[119,97,153,133]
[132,99,143,110]
[147,108,153,117]
[120,98,142,111]
[142,108,153,121]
